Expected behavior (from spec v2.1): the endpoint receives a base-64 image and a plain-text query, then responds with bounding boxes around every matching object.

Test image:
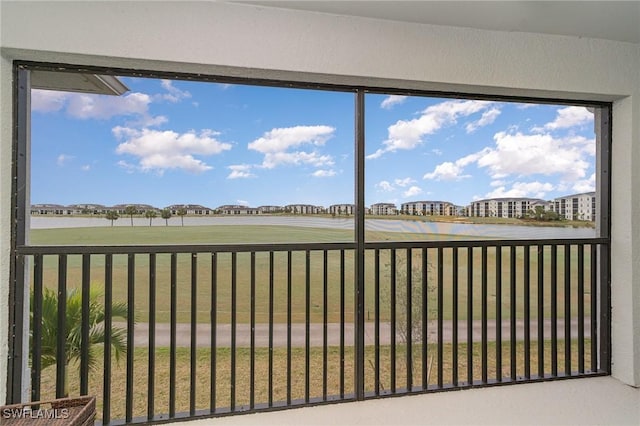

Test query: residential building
[401,200,456,216]
[217,204,260,215]
[285,204,323,214]
[328,203,355,215]
[166,204,213,215]
[468,198,547,219]
[111,203,156,215]
[370,202,397,215]
[29,204,72,215]
[550,192,596,221]
[257,205,283,214]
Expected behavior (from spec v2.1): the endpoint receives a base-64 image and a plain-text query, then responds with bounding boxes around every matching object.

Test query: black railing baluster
[537,245,544,379]
[268,251,274,407]
[126,253,135,423]
[323,250,328,400]
[495,246,502,382]
[305,250,311,403]
[31,254,43,404]
[578,244,585,374]
[524,245,531,379]
[250,252,256,410]
[56,255,67,399]
[406,248,413,391]
[510,246,516,381]
[231,252,237,411]
[80,254,90,395]
[565,244,572,376]
[148,253,156,421]
[467,247,473,386]
[340,249,345,398]
[374,249,380,395]
[286,251,292,405]
[421,248,428,390]
[590,244,598,373]
[452,247,459,387]
[103,254,113,424]
[169,253,177,417]
[481,246,488,384]
[210,252,217,413]
[551,245,558,376]
[390,248,396,393]
[437,247,444,389]
[191,253,198,415]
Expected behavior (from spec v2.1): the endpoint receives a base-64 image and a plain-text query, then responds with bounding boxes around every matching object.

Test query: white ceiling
[231,1,640,44]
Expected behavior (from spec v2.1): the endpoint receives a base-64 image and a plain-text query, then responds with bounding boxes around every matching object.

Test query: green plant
[31,286,129,395]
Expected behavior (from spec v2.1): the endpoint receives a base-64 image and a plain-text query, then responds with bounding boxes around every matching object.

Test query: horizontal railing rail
[21,237,607,425]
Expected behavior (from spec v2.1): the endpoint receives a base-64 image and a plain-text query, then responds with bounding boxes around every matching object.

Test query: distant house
[111,203,157,215]
[257,205,283,214]
[30,204,72,215]
[217,204,260,215]
[328,203,355,215]
[285,204,324,214]
[549,192,596,221]
[370,202,397,215]
[401,200,456,216]
[467,198,547,218]
[67,203,109,215]
[166,204,213,215]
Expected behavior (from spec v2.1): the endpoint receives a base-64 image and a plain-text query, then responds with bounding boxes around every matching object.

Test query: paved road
[124,317,592,348]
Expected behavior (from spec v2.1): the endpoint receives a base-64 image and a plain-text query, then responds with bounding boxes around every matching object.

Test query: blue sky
[30,76,596,208]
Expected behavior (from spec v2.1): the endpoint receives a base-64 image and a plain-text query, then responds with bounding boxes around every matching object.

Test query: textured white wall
[1,0,639,409]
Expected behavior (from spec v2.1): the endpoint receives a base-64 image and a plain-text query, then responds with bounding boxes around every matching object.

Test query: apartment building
[370,202,397,215]
[401,200,456,216]
[328,203,355,215]
[550,192,596,221]
[468,198,549,218]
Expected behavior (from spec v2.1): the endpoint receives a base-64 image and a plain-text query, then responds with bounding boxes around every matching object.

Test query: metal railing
[17,238,609,424]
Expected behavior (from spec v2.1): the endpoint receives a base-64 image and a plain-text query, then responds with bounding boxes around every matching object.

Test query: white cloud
[423,151,481,181]
[466,108,501,133]
[376,181,394,192]
[380,95,408,109]
[248,125,336,170]
[261,151,334,169]
[542,106,593,131]
[249,125,334,153]
[57,154,74,166]
[32,90,69,112]
[227,164,255,179]
[423,161,470,181]
[81,164,91,171]
[403,186,423,198]
[312,169,336,177]
[572,173,596,193]
[66,92,152,119]
[113,127,232,174]
[369,100,494,159]
[237,199,249,206]
[394,177,415,187]
[32,89,166,126]
[158,80,192,103]
[476,131,592,180]
[485,181,555,199]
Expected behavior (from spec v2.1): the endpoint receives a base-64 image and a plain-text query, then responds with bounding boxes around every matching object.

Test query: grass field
[40,339,592,422]
[28,225,593,324]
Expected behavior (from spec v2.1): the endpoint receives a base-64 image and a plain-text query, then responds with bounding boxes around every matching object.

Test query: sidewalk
[125,317,592,348]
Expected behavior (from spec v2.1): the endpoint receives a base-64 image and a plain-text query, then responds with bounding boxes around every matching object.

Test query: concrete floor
[170,376,639,426]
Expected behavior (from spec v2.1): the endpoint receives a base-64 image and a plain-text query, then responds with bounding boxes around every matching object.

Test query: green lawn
[40,339,592,422]
[28,225,593,324]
